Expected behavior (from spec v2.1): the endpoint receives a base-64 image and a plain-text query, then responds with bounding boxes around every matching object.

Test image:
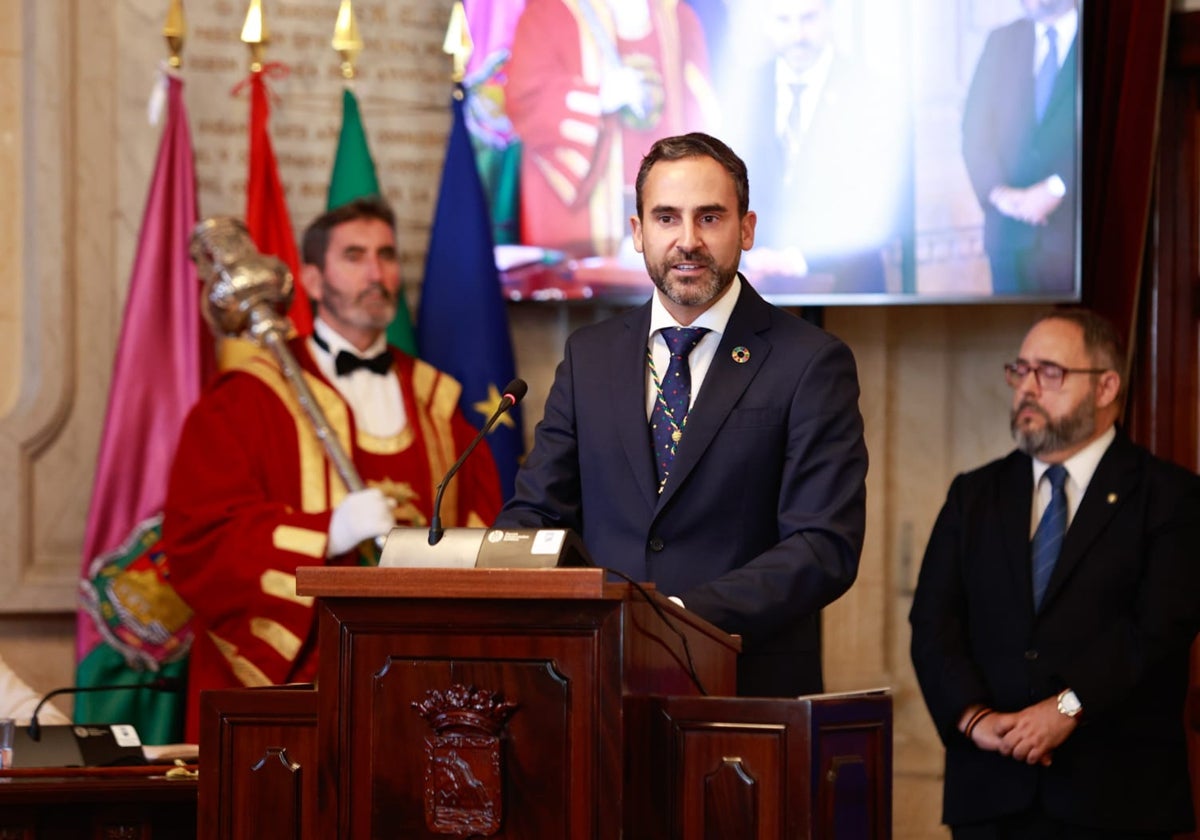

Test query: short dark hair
[634,133,750,220]
[301,195,396,269]
[1035,307,1128,399]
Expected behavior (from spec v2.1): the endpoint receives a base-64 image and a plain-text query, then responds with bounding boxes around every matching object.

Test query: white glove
[599,64,649,117]
[327,488,395,556]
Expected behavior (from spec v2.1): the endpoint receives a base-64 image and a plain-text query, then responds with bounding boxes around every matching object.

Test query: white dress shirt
[645,275,742,419]
[1030,424,1116,536]
[307,319,407,438]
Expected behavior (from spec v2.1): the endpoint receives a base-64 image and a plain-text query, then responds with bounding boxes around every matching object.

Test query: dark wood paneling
[198,687,318,840]
[653,693,892,840]
[0,773,197,839]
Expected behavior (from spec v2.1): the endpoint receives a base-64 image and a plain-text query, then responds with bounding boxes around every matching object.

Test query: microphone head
[502,378,528,407]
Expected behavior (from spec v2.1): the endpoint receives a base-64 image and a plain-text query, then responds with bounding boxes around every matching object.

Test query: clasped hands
[988,179,1064,227]
[962,696,1077,767]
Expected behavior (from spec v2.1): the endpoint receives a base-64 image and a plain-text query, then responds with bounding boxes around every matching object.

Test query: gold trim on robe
[222,340,341,514]
[259,568,314,607]
[209,632,273,688]
[272,525,327,559]
[250,616,303,662]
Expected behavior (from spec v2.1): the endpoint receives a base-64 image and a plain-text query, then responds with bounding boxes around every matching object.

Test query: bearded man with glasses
[910,307,1200,839]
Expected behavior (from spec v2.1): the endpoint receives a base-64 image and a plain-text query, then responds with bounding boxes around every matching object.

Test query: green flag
[327,88,417,355]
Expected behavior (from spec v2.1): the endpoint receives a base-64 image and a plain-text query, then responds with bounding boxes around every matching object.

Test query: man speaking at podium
[496,133,868,697]
[163,197,502,741]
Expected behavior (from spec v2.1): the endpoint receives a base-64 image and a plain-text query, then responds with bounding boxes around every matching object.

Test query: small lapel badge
[1106,492,1117,504]
[731,346,750,364]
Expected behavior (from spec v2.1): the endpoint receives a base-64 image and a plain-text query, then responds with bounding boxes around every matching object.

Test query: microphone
[428,378,527,546]
[27,677,183,742]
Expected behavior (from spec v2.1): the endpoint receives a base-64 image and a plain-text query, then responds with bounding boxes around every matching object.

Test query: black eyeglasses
[1003,361,1108,391]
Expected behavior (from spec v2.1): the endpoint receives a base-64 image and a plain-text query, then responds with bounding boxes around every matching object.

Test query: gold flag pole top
[332,0,363,81]
[443,1,474,97]
[240,0,269,73]
[164,0,186,69]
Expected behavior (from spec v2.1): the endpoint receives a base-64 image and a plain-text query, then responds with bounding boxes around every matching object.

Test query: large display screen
[462,0,1082,305]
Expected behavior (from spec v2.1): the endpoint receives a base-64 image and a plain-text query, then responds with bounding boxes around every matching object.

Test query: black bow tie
[312,331,392,377]
[335,349,392,376]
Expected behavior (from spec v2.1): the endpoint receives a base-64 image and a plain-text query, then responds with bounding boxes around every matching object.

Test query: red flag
[75,73,208,742]
[245,68,311,336]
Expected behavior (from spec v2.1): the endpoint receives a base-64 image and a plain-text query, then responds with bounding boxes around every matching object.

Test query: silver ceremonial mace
[188,217,385,555]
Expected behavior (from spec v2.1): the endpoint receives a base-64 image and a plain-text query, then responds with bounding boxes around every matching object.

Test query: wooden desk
[0,767,198,839]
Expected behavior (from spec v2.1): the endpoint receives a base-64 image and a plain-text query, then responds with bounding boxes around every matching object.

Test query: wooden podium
[200,567,891,839]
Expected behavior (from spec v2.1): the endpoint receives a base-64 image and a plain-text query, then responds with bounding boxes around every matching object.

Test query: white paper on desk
[142,742,199,763]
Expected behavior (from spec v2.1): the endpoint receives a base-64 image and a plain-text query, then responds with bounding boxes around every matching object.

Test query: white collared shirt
[645,275,742,419]
[307,318,407,438]
[1030,424,1116,536]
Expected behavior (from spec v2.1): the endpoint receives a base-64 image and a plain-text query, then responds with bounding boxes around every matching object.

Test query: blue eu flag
[418,86,523,500]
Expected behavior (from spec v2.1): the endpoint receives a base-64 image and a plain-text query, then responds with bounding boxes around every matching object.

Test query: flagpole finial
[164,0,186,69]
[443,1,473,87]
[240,0,270,73]
[332,0,363,81]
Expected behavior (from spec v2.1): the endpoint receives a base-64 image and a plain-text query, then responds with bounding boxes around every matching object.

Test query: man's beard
[646,249,738,310]
[1010,394,1095,457]
[321,282,396,332]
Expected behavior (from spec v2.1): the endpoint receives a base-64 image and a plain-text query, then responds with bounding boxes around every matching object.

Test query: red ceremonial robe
[163,337,502,741]
[505,0,715,258]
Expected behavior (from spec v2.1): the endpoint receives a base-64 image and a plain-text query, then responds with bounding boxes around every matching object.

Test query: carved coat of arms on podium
[413,684,518,837]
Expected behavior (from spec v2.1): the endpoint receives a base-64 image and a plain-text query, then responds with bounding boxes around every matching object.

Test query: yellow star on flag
[473,382,515,430]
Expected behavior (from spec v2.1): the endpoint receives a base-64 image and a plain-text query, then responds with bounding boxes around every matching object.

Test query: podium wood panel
[295,565,609,600]
[199,687,318,840]
[200,568,891,838]
[647,692,893,839]
[303,567,738,838]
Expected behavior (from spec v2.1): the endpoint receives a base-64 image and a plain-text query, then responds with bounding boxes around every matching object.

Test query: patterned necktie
[1031,463,1068,610]
[1034,27,1058,122]
[649,327,709,492]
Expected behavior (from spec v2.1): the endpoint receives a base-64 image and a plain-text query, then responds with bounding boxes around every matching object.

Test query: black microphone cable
[594,564,708,697]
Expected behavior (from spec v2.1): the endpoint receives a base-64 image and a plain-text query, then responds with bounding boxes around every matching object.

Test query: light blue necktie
[1031,464,1068,610]
[1034,28,1059,122]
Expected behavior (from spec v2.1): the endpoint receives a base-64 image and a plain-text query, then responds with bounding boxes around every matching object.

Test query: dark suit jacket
[909,431,1200,832]
[496,281,868,696]
[962,17,1078,292]
[723,58,912,293]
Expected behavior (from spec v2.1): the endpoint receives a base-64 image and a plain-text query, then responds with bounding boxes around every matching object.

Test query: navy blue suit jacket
[497,281,868,696]
[910,431,1200,832]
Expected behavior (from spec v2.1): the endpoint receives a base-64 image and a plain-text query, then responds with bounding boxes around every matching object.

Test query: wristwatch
[1057,688,1083,718]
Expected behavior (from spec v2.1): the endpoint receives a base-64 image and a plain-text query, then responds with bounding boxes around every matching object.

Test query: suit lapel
[1040,433,1139,611]
[998,453,1037,615]
[613,303,661,510]
[655,282,771,511]
[1044,37,1077,123]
